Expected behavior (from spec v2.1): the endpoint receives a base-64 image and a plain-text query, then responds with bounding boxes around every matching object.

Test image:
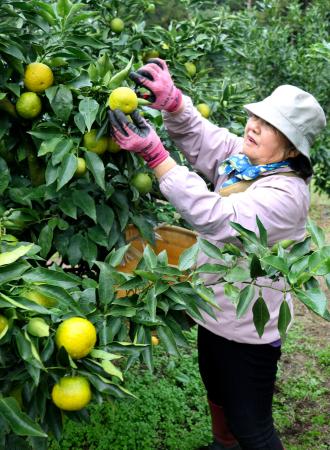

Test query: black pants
[198,326,283,450]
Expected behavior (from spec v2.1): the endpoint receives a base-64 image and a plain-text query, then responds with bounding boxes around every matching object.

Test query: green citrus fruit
[131,173,153,194]
[145,3,156,13]
[16,92,42,119]
[55,317,97,359]
[27,317,49,337]
[107,138,121,153]
[184,62,197,77]
[83,130,108,155]
[51,376,92,411]
[110,18,124,33]
[24,62,54,93]
[75,157,87,176]
[108,87,138,114]
[142,49,160,63]
[196,103,211,118]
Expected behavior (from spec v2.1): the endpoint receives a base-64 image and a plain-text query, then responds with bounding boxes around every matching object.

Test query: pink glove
[129,58,182,112]
[108,109,169,169]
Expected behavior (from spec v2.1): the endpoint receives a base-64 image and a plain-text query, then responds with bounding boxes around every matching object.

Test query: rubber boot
[198,399,241,450]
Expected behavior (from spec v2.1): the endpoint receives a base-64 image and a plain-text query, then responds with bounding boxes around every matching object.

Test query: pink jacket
[160,96,310,344]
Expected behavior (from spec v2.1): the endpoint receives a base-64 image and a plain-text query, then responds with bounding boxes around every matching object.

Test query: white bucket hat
[244,85,326,161]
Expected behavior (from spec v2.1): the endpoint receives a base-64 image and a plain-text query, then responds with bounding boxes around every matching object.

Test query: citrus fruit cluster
[16,62,54,120]
[50,317,97,411]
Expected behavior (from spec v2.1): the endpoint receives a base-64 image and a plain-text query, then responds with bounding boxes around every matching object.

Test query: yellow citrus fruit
[184,62,197,77]
[151,336,159,346]
[196,103,211,119]
[110,18,124,33]
[83,130,108,155]
[75,157,87,176]
[55,317,97,359]
[131,173,153,194]
[24,62,54,93]
[16,92,42,119]
[108,87,138,114]
[23,289,56,307]
[107,137,121,153]
[51,376,92,411]
[0,314,9,337]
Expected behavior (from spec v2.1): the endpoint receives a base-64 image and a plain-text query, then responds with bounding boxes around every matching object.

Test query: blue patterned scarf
[219,154,290,187]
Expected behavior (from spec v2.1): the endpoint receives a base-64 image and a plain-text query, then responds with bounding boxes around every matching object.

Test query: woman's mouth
[247,135,257,145]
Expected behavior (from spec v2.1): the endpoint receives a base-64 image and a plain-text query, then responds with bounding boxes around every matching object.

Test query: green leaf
[229,221,260,245]
[0,244,34,266]
[38,220,57,258]
[262,255,289,274]
[0,260,30,284]
[107,55,134,89]
[236,285,255,319]
[95,262,115,306]
[38,137,63,157]
[224,266,250,283]
[51,138,74,166]
[46,85,73,122]
[142,245,157,269]
[294,288,328,318]
[278,300,291,340]
[256,215,267,246]
[194,263,227,275]
[0,397,47,437]
[72,190,96,222]
[56,153,77,190]
[0,157,10,195]
[157,326,179,356]
[307,219,325,248]
[22,267,80,288]
[106,244,131,267]
[144,286,157,322]
[252,297,270,337]
[178,242,199,271]
[57,0,72,17]
[198,238,223,259]
[96,204,114,234]
[250,254,266,278]
[79,97,99,132]
[85,151,105,190]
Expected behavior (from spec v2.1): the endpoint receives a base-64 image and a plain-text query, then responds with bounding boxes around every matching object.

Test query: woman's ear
[287,148,300,159]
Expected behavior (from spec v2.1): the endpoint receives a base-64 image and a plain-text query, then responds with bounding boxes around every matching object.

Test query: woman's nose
[248,116,261,133]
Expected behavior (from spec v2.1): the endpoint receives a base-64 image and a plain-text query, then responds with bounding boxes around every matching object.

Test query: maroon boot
[198,399,241,450]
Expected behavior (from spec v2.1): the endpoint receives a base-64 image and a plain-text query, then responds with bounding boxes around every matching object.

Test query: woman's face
[243,114,297,165]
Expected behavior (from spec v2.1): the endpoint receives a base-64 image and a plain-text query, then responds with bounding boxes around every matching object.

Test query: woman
[108,59,326,450]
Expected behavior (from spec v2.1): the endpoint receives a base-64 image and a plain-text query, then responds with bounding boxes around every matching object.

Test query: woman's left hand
[108,109,169,169]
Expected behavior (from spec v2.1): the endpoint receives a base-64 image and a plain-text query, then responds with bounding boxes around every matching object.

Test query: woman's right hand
[129,58,182,112]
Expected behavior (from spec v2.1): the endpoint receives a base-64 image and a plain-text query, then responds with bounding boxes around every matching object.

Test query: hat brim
[243,100,311,160]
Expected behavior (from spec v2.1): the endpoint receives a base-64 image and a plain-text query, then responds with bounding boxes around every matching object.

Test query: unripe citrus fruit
[51,376,92,411]
[107,137,121,153]
[23,289,56,307]
[27,317,49,337]
[196,103,211,119]
[184,62,197,77]
[142,49,160,63]
[16,92,42,119]
[0,314,9,338]
[108,87,138,114]
[83,130,108,155]
[151,335,159,346]
[75,157,87,176]
[110,18,124,33]
[145,3,156,13]
[24,62,54,93]
[131,173,153,194]
[55,317,97,359]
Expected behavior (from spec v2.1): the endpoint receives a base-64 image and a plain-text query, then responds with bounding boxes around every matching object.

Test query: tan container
[118,224,198,273]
